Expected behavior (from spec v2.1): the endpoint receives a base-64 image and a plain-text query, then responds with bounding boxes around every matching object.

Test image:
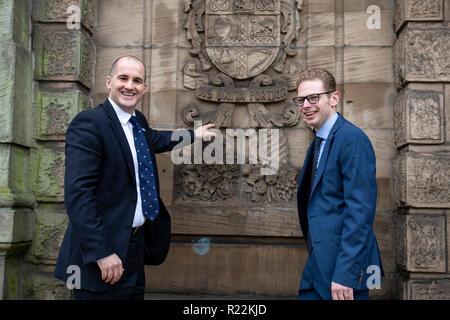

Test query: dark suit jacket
[297,113,383,296]
[54,99,194,292]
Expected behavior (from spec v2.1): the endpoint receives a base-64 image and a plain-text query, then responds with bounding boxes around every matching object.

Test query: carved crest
[205,0,281,79]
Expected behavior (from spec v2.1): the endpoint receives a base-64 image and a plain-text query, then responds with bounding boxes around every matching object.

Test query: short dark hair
[297,68,336,92]
[109,55,146,80]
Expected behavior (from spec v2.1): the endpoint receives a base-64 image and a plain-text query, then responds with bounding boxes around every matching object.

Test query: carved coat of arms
[178,0,305,203]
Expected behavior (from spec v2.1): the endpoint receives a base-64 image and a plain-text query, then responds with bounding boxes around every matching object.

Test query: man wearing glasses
[294,68,383,300]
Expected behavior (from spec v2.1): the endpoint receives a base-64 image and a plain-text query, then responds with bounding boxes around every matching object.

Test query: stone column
[393,0,450,299]
[0,0,34,300]
[20,0,96,299]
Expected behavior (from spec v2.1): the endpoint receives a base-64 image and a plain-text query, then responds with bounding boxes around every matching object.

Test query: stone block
[94,0,144,47]
[0,0,30,47]
[304,0,335,13]
[149,90,177,126]
[394,23,450,87]
[29,142,65,202]
[307,47,335,74]
[343,83,395,129]
[445,85,450,143]
[150,47,178,93]
[33,24,95,89]
[151,0,180,47]
[170,205,301,237]
[344,47,394,83]
[394,0,444,32]
[0,208,33,244]
[344,4,395,46]
[29,204,68,262]
[373,211,395,272]
[376,178,395,211]
[395,214,446,273]
[32,0,96,33]
[34,86,92,140]
[22,264,70,300]
[404,279,450,300]
[307,12,335,47]
[394,84,445,147]
[0,144,34,207]
[145,240,307,296]
[393,152,450,208]
[0,42,33,147]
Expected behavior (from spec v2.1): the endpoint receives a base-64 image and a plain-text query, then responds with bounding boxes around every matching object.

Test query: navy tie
[129,116,160,221]
[311,135,324,183]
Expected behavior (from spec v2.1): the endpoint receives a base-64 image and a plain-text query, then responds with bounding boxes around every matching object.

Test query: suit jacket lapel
[101,100,136,185]
[310,114,345,197]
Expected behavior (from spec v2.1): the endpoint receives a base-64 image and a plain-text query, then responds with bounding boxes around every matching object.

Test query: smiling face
[106,57,147,114]
[297,79,340,131]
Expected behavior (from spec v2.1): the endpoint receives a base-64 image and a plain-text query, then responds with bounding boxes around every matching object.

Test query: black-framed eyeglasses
[293,91,334,107]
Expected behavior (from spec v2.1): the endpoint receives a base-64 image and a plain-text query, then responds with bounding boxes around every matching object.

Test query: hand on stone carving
[194,123,216,141]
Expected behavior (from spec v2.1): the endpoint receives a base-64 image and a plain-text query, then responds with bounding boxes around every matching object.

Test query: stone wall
[0,0,448,300]
[393,0,450,300]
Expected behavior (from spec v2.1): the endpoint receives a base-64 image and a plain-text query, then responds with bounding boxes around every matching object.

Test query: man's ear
[106,75,112,90]
[331,91,340,107]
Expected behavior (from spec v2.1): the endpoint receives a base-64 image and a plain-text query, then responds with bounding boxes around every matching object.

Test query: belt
[131,225,143,236]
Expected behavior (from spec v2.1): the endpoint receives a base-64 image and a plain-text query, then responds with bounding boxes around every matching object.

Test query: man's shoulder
[335,116,369,141]
[71,101,109,124]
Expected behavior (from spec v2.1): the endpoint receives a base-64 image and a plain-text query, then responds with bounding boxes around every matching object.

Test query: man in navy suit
[294,68,383,300]
[54,55,215,299]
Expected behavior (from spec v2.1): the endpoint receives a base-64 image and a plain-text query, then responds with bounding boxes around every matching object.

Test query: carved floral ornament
[178,0,305,203]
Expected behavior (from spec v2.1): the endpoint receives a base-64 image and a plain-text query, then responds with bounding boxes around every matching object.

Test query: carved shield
[205,0,281,80]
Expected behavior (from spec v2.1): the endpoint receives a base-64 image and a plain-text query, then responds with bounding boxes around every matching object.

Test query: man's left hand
[331,281,354,300]
[194,123,216,141]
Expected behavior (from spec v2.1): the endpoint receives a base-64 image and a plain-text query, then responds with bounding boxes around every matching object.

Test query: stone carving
[395,214,446,273]
[409,280,450,300]
[394,0,443,31]
[176,164,240,201]
[395,24,450,86]
[394,87,444,147]
[393,152,450,208]
[177,0,303,204]
[243,164,297,202]
[408,216,445,271]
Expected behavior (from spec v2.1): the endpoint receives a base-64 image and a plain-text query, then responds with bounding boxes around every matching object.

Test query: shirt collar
[316,112,338,140]
[108,97,136,125]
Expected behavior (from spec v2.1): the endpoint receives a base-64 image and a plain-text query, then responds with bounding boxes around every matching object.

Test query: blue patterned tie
[129,116,160,221]
[311,135,324,182]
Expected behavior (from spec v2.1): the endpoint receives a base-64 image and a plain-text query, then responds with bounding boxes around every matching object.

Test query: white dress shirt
[109,98,145,227]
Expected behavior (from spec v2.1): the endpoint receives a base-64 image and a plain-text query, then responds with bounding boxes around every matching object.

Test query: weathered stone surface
[33,24,95,89]
[0,0,30,47]
[0,144,34,207]
[32,0,96,33]
[343,83,395,129]
[404,279,450,300]
[34,86,92,140]
[307,12,335,47]
[395,214,446,273]
[344,0,395,46]
[394,23,450,87]
[394,0,444,32]
[145,240,307,296]
[393,152,450,208]
[28,204,68,262]
[446,85,450,143]
[394,84,444,147]
[170,205,300,237]
[0,208,33,244]
[344,47,394,83]
[22,265,70,300]
[0,43,33,147]
[94,0,143,46]
[29,143,65,202]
